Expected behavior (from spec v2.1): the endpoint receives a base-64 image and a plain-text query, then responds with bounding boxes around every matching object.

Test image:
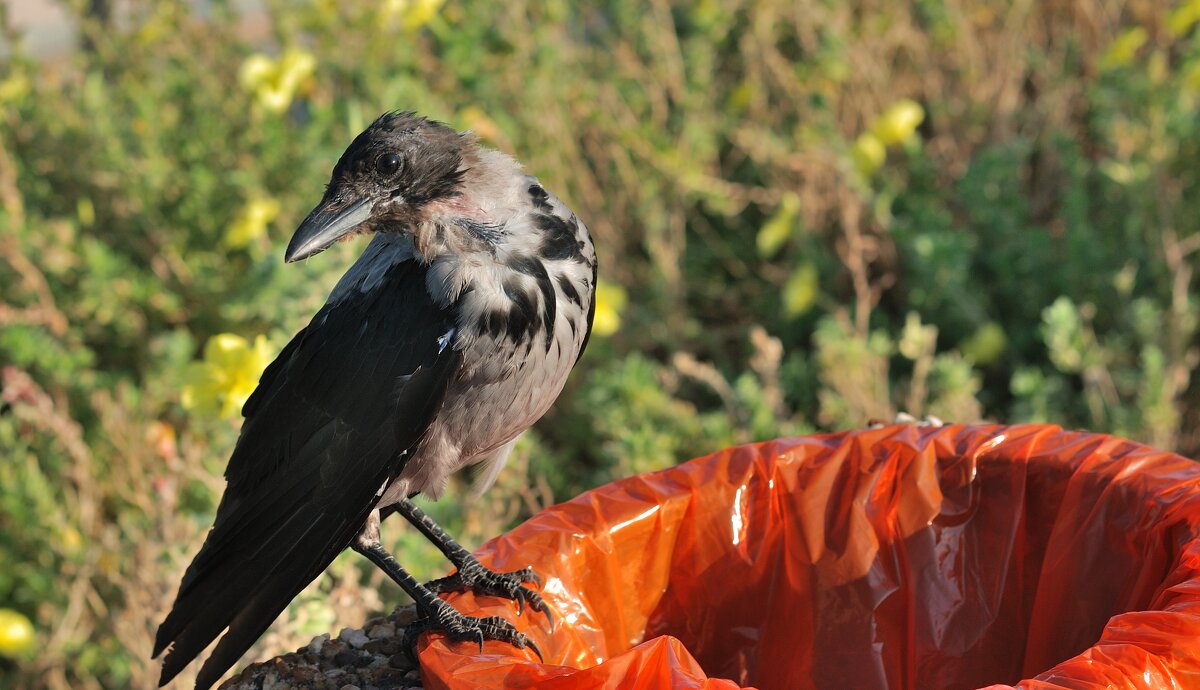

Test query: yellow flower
[238,54,275,91]
[59,526,83,555]
[381,0,445,31]
[0,609,35,659]
[1099,27,1148,72]
[1169,0,1200,37]
[182,334,275,419]
[871,99,925,146]
[851,132,887,176]
[224,197,282,249]
[238,48,316,114]
[592,280,627,337]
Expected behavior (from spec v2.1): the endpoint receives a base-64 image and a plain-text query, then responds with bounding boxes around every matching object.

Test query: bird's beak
[285,197,375,263]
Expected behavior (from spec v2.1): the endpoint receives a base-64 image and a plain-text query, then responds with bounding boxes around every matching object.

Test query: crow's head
[285,112,468,263]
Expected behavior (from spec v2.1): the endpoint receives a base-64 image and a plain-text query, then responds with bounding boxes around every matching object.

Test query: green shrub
[0,0,1197,687]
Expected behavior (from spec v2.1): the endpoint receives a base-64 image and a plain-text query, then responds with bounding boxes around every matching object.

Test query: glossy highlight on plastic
[417,424,1200,690]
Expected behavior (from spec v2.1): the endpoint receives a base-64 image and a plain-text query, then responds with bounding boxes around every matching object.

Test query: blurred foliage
[1,0,1198,687]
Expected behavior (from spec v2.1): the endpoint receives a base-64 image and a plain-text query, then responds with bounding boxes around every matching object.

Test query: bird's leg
[392,498,551,628]
[351,510,542,662]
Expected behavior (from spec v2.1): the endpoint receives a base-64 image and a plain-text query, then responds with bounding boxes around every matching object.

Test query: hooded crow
[154,112,596,689]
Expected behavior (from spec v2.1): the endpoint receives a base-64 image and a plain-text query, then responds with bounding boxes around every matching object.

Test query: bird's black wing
[154,256,461,690]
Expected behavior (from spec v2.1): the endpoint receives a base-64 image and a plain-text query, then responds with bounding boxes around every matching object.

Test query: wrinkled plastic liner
[418,424,1200,689]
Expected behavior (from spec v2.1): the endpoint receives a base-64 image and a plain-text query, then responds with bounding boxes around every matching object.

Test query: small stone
[339,685,361,690]
[372,669,412,689]
[390,606,419,627]
[367,623,395,640]
[280,652,305,667]
[362,640,386,655]
[334,650,362,667]
[388,653,414,670]
[325,668,346,679]
[309,633,330,655]
[366,655,388,670]
[339,627,371,649]
[350,652,372,672]
[363,638,400,656]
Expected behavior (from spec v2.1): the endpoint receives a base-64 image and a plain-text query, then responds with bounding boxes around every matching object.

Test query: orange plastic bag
[417,424,1200,689]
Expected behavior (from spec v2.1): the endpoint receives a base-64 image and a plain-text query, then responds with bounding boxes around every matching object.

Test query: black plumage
[528,183,552,211]
[556,274,584,308]
[536,213,586,263]
[154,259,460,688]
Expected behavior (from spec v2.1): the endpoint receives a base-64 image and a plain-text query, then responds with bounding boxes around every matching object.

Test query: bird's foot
[425,558,552,628]
[402,596,542,663]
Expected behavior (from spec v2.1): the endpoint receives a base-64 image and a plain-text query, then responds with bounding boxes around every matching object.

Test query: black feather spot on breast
[528,184,552,211]
[536,213,585,263]
[534,268,556,351]
[505,255,558,349]
[503,278,540,343]
[483,309,508,340]
[556,274,583,307]
[505,254,542,277]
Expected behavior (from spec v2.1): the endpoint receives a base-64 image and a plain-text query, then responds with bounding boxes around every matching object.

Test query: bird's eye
[376,153,402,176]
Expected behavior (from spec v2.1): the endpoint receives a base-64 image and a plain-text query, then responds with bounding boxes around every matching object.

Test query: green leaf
[756,194,800,258]
[898,312,937,360]
[783,262,819,317]
[961,322,1007,365]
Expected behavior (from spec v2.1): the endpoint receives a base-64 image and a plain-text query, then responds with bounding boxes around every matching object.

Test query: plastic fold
[417,424,1200,690]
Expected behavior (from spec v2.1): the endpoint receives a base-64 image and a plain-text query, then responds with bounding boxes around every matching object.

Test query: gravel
[218,606,424,690]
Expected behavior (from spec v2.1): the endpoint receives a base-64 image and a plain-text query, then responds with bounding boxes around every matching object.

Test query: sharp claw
[526,568,543,588]
[525,638,544,662]
[422,565,552,646]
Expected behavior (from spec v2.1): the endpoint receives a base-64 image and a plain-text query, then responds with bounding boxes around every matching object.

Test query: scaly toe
[403,599,543,663]
[425,563,550,623]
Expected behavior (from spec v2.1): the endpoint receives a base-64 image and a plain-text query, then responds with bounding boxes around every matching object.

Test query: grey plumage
[154,112,596,689]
